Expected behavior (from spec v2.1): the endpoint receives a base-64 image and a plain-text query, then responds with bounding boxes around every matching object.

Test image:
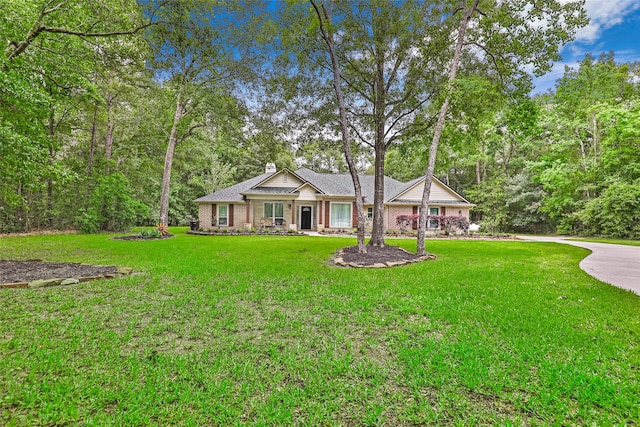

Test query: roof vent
[265,163,276,173]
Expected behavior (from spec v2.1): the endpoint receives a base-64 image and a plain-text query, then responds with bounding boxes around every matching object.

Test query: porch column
[291,200,296,225]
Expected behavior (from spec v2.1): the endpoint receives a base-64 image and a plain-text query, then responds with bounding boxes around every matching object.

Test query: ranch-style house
[195,163,474,232]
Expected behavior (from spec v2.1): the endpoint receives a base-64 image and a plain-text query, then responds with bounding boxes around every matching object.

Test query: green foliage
[579,182,640,239]
[76,173,147,233]
[140,229,161,238]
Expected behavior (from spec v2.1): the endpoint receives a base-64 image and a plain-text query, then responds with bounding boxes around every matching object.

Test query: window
[218,204,228,226]
[428,207,440,229]
[264,202,284,225]
[366,207,373,220]
[330,203,352,228]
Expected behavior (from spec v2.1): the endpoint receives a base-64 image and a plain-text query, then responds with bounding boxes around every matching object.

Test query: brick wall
[385,206,413,230]
[198,204,212,230]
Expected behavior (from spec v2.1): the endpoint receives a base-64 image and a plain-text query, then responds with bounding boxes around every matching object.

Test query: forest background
[1,0,639,239]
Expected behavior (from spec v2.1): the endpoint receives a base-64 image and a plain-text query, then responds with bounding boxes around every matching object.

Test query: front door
[301,206,312,230]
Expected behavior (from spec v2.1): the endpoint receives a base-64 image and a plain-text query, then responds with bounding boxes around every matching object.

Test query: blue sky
[532,0,640,93]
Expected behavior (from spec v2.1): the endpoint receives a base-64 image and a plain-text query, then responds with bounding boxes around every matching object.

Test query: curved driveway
[520,236,640,295]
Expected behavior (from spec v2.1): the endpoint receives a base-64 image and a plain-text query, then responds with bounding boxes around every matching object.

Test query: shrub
[579,182,640,239]
[140,229,161,238]
[75,173,147,233]
[395,214,470,234]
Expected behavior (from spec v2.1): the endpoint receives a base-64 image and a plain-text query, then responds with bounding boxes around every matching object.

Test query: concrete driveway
[519,236,640,295]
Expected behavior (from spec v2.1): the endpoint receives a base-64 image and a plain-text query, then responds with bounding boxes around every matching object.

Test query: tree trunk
[369,41,387,248]
[417,0,478,256]
[311,0,366,253]
[105,76,115,164]
[46,102,55,228]
[87,103,98,175]
[158,91,184,225]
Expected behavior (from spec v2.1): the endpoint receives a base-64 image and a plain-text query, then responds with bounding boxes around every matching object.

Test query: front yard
[1,229,638,425]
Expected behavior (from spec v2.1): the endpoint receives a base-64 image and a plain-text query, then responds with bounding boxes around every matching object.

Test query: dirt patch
[335,245,435,268]
[0,260,119,284]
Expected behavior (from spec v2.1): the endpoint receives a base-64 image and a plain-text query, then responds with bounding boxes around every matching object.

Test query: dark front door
[301,206,312,229]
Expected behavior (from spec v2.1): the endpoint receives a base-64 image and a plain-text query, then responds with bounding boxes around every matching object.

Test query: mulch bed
[0,260,119,284]
[336,245,435,268]
[111,233,174,241]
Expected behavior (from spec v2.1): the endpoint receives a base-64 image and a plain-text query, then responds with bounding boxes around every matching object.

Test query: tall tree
[416,0,587,255]
[0,0,150,231]
[145,0,258,225]
[309,0,367,253]
[279,0,451,247]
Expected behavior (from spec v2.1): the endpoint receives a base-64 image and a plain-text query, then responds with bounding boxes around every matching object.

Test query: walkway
[519,236,640,295]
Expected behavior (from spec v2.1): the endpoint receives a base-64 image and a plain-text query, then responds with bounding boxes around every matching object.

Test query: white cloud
[567,0,640,42]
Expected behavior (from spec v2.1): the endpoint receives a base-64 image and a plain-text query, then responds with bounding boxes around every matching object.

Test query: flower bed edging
[332,248,436,268]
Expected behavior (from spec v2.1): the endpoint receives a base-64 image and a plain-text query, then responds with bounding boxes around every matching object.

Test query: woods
[2,0,638,239]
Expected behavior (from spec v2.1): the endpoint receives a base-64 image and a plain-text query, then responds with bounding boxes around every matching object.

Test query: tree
[280,0,453,247]
[309,0,367,253]
[145,0,259,225]
[416,0,587,255]
[0,0,151,231]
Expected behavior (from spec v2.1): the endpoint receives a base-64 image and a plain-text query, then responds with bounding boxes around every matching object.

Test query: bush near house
[396,214,470,234]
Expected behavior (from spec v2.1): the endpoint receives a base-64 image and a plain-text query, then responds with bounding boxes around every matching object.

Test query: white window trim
[217,204,229,226]
[366,207,373,219]
[264,201,285,225]
[330,202,352,228]
[428,207,440,229]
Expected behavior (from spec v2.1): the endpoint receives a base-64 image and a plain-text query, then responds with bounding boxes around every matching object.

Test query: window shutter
[229,205,234,227]
[412,206,418,230]
[325,201,330,226]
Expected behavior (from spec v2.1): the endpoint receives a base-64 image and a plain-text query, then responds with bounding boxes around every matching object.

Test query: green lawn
[1,229,639,425]
[567,237,640,247]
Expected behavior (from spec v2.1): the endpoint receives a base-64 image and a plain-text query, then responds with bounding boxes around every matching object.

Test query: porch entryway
[300,205,313,230]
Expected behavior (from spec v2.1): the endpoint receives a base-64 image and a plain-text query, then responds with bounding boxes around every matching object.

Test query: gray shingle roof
[194,168,473,206]
[294,168,408,203]
[242,187,298,195]
[194,172,274,202]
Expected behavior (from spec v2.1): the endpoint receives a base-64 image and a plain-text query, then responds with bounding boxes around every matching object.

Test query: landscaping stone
[2,261,138,290]
[332,245,436,268]
[0,282,28,288]
[29,278,64,288]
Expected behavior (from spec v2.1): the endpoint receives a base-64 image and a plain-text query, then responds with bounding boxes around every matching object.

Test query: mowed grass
[1,229,639,425]
[567,237,640,247]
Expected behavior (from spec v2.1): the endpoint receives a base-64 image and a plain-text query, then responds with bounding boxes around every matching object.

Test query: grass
[566,237,640,247]
[1,228,639,425]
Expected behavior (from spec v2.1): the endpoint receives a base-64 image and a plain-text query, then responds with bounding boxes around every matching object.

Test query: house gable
[254,169,304,189]
[390,176,470,204]
[294,182,323,201]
